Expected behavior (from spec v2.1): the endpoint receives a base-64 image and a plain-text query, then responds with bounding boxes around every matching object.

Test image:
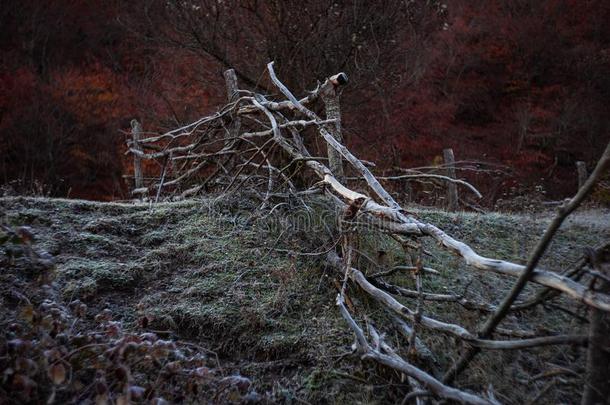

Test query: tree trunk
[582,245,610,405]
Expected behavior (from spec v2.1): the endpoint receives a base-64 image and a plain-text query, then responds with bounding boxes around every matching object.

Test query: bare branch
[443,141,610,384]
[336,295,494,405]
[378,173,482,199]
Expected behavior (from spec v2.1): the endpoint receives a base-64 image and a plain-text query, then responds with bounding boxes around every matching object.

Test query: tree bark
[320,76,346,183]
[582,245,610,405]
[224,69,241,148]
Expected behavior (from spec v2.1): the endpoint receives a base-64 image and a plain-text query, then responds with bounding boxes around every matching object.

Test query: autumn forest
[1,0,609,202]
[2,2,610,404]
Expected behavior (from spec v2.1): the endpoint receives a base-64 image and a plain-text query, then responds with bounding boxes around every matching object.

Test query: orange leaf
[48,364,66,385]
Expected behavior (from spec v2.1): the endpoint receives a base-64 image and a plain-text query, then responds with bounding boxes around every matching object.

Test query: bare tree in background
[133,0,447,119]
[159,1,442,82]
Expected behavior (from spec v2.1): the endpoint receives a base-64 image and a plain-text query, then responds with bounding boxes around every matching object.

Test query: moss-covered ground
[1,196,608,404]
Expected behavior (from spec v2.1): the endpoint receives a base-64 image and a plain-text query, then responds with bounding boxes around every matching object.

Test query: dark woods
[1,0,609,201]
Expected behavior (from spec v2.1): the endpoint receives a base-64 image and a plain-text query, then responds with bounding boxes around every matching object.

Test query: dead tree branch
[443,141,610,384]
[126,64,610,401]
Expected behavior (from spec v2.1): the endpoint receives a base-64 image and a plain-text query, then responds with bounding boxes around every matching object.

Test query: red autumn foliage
[0,0,608,202]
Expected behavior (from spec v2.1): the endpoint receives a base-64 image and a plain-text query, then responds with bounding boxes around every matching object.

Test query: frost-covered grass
[1,195,607,404]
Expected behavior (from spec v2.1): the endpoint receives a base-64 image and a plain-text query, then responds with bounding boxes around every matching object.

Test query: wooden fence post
[576,161,587,190]
[224,69,241,147]
[321,73,348,183]
[131,119,143,190]
[443,148,458,211]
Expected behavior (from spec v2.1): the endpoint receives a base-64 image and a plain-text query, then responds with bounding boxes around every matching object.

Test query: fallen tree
[127,63,610,404]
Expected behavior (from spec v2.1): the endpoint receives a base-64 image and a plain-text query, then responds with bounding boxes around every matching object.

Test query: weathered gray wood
[265,63,610,311]
[132,63,610,315]
[576,161,587,190]
[582,245,610,405]
[320,73,347,183]
[267,63,402,211]
[224,68,239,101]
[335,294,493,405]
[443,148,458,211]
[224,69,241,147]
[131,119,143,190]
[444,142,610,384]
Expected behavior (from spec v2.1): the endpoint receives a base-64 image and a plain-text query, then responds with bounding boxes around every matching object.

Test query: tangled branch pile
[128,63,610,404]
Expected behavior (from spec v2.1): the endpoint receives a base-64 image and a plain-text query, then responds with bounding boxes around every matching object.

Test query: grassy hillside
[1,196,608,404]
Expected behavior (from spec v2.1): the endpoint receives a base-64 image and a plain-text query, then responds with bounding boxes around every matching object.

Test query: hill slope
[1,196,608,403]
